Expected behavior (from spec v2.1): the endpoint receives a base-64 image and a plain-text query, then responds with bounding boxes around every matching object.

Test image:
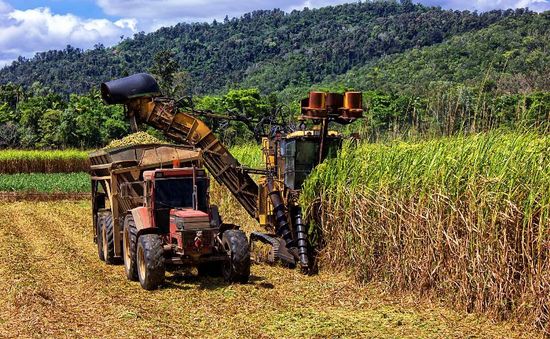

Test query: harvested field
[0,150,88,174]
[0,201,535,338]
[0,192,90,202]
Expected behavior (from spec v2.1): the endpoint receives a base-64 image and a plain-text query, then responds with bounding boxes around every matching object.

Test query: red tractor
[90,145,250,290]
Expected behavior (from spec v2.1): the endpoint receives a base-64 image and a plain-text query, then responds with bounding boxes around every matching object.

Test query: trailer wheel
[123,215,138,281]
[222,230,250,283]
[96,216,105,261]
[136,234,165,290]
[101,213,117,265]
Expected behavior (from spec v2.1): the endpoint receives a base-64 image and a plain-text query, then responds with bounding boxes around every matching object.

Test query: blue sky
[7,0,107,17]
[0,0,549,68]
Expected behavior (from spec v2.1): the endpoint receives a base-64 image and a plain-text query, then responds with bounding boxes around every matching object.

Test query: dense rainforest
[0,1,548,149]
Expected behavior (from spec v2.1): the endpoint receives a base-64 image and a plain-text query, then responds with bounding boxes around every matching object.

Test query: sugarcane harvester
[100,73,363,273]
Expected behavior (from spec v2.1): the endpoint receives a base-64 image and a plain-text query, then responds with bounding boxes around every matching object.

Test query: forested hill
[304,11,550,95]
[0,1,536,96]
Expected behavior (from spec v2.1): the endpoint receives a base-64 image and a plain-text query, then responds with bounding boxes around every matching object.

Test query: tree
[37,109,63,148]
[61,91,128,148]
[195,88,281,145]
[149,49,181,96]
[17,89,64,148]
[0,122,19,148]
[0,2,526,96]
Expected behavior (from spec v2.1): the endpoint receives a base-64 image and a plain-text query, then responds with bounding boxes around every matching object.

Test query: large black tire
[101,213,117,265]
[136,234,165,290]
[123,215,138,281]
[96,215,105,262]
[222,230,251,283]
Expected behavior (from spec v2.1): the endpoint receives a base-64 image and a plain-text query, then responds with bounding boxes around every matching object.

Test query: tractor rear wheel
[123,215,138,281]
[136,234,165,290]
[222,230,250,283]
[101,213,117,265]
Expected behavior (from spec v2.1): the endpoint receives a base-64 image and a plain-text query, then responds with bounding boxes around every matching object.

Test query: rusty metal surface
[344,91,362,110]
[308,92,325,109]
[341,92,364,119]
[139,146,200,168]
[325,92,344,110]
[89,144,201,179]
[300,92,329,119]
[89,144,198,167]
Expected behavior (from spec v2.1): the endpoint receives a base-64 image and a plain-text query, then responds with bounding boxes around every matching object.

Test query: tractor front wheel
[123,215,138,281]
[222,230,251,283]
[136,234,165,290]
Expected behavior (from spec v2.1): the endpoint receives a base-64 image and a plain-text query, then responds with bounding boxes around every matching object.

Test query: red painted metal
[143,168,206,181]
[169,208,211,252]
[171,209,209,218]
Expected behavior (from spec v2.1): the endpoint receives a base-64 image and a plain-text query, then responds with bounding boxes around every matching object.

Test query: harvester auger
[100,73,363,273]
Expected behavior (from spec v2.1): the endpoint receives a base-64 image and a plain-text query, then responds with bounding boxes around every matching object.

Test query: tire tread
[138,234,165,290]
[222,230,251,283]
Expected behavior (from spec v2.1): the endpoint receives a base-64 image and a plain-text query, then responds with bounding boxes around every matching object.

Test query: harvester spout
[101,73,161,131]
[100,73,161,105]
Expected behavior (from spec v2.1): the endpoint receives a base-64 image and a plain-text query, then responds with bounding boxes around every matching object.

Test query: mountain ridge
[0,1,535,96]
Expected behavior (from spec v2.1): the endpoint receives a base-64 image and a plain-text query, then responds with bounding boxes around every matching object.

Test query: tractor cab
[142,167,219,256]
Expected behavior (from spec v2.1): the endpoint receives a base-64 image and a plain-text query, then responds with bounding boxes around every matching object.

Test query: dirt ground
[0,201,536,338]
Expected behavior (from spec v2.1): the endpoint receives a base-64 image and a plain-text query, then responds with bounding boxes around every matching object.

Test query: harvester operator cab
[264,90,363,191]
[286,90,362,189]
[279,132,342,190]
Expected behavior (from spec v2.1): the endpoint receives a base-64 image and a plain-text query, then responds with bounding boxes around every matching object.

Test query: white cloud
[0,0,10,13]
[0,5,136,68]
[97,0,296,19]
[0,59,12,68]
[417,0,550,12]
